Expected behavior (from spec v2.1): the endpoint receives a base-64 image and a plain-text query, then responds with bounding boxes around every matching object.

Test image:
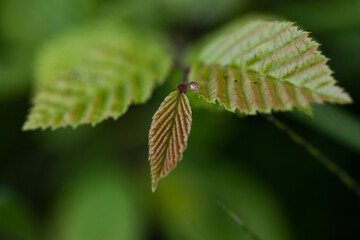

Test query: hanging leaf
[149,91,192,192]
[23,21,172,130]
[189,20,352,115]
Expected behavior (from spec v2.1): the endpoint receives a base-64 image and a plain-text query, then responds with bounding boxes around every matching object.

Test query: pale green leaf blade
[149,91,192,192]
[23,21,172,130]
[189,20,352,115]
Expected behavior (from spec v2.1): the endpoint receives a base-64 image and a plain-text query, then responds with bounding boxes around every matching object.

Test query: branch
[217,201,263,240]
[262,114,360,199]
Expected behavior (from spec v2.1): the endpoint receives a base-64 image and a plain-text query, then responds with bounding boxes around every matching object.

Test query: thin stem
[262,114,360,199]
[217,201,262,240]
[182,66,190,83]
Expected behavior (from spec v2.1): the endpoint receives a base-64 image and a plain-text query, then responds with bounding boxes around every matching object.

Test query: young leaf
[23,21,172,130]
[189,20,352,115]
[149,91,192,192]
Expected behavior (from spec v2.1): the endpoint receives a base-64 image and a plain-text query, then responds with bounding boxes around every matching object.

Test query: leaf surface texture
[189,20,352,114]
[149,91,192,191]
[23,22,171,130]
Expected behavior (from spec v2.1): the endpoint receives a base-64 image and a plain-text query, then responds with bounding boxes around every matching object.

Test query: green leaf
[154,163,292,240]
[149,91,192,192]
[189,20,352,115]
[1,0,98,45]
[51,166,141,240]
[0,0,98,101]
[23,21,172,130]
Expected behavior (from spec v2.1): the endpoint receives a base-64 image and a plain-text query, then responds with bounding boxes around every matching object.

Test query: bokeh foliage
[1,0,360,240]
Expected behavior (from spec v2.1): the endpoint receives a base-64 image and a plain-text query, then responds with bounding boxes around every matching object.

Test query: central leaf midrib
[158,95,181,176]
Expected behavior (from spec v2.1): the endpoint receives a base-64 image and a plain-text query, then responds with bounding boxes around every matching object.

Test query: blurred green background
[1,0,360,239]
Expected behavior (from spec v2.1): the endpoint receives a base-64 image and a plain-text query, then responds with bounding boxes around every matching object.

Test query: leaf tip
[22,120,37,131]
[295,105,313,118]
[344,94,353,104]
[151,181,158,193]
[21,123,31,131]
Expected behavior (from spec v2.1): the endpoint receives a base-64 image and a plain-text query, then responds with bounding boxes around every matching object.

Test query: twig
[262,114,360,199]
[182,66,190,83]
[217,201,262,240]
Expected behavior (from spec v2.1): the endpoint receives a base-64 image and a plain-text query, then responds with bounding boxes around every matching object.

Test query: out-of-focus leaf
[1,0,98,44]
[154,162,292,240]
[189,20,352,115]
[149,91,192,192]
[0,0,99,101]
[0,187,39,240]
[50,166,141,240]
[291,105,360,154]
[23,21,172,130]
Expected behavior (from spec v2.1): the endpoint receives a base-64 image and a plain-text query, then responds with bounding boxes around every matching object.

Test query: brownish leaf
[148,91,192,192]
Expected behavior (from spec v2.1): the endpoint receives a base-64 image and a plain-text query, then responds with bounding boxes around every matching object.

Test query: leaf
[149,91,192,192]
[51,165,141,240]
[154,162,292,240]
[0,0,97,102]
[23,21,172,130]
[189,20,352,115]
[1,0,97,44]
